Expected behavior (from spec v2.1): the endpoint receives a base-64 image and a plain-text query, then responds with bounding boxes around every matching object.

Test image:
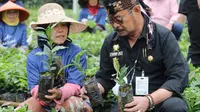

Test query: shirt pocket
[140,55,165,73]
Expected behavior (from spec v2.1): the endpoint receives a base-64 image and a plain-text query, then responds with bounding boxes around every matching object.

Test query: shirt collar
[112,12,149,42]
[138,13,149,40]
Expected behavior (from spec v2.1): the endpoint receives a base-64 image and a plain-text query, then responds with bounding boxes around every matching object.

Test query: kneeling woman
[18,3,92,112]
[0,1,29,52]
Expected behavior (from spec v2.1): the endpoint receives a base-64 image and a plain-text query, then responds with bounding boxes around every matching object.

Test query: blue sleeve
[16,1,24,7]
[21,24,28,47]
[26,52,40,90]
[78,9,86,22]
[97,8,107,27]
[0,1,23,7]
[66,49,87,87]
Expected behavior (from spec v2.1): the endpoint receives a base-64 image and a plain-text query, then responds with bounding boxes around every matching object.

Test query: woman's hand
[45,88,62,100]
[80,86,89,100]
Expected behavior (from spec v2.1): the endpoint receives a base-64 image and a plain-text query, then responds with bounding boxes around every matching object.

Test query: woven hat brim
[0,1,29,22]
[31,16,87,34]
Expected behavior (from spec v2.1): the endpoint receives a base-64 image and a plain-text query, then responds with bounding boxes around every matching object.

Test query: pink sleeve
[169,0,179,24]
[31,85,39,99]
[54,83,81,105]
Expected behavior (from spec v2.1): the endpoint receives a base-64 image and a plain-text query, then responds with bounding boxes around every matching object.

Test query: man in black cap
[95,0,189,111]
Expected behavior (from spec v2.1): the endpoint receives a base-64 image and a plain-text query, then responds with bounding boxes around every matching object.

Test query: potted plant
[112,57,133,112]
[35,23,66,104]
[58,50,104,111]
[84,76,104,111]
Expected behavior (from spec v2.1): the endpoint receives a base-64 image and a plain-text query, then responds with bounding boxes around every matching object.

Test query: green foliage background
[0,48,28,93]
[0,5,200,111]
[178,25,200,112]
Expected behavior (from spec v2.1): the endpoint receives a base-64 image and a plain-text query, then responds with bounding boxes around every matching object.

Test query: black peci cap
[101,0,139,14]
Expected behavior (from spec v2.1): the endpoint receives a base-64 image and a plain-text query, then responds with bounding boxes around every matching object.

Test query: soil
[118,84,133,112]
[38,74,54,103]
[84,77,104,108]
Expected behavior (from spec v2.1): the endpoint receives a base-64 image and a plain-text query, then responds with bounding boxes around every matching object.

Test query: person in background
[179,0,200,67]
[92,0,189,111]
[0,0,24,7]
[78,0,107,32]
[17,3,93,112]
[143,0,183,40]
[0,1,29,52]
[178,0,186,25]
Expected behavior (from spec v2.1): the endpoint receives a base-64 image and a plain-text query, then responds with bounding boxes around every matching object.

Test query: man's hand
[124,96,149,112]
[45,88,62,100]
[80,83,105,99]
[97,83,105,94]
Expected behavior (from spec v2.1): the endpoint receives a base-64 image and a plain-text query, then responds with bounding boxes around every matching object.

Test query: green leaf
[52,46,67,53]
[57,64,74,75]
[35,52,48,56]
[87,20,96,28]
[112,58,129,85]
[35,27,47,38]
[51,108,56,112]
[119,65,129,79]
[74,50,86,62]
[46,20,64,40]
[46,24,52,40]
[50,66,56,71]
[58,50,86,75]
[113,57,120,74]
[43,44,51,55]
[37,31,47,38]
[195,100,200,106]
[15,104,32,112]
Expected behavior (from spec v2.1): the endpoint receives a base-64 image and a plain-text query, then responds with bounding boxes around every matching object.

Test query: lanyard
[128,45,142,85]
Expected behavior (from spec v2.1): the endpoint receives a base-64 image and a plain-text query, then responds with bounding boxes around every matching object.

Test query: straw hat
[31,3,87,34]
[0,1,29,22]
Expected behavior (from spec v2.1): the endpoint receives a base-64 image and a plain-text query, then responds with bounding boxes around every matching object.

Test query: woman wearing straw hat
[17,3,93,112]
[0,1,29,52]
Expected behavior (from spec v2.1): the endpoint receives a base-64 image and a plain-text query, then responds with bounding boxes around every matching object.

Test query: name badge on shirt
[110,51,123,58]
[135,77,149,95]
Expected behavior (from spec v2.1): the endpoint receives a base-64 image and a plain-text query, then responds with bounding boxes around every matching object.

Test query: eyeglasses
[108,8,133,25]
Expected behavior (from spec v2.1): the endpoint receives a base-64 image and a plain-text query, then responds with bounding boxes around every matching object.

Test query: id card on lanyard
[135,70,149,95]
